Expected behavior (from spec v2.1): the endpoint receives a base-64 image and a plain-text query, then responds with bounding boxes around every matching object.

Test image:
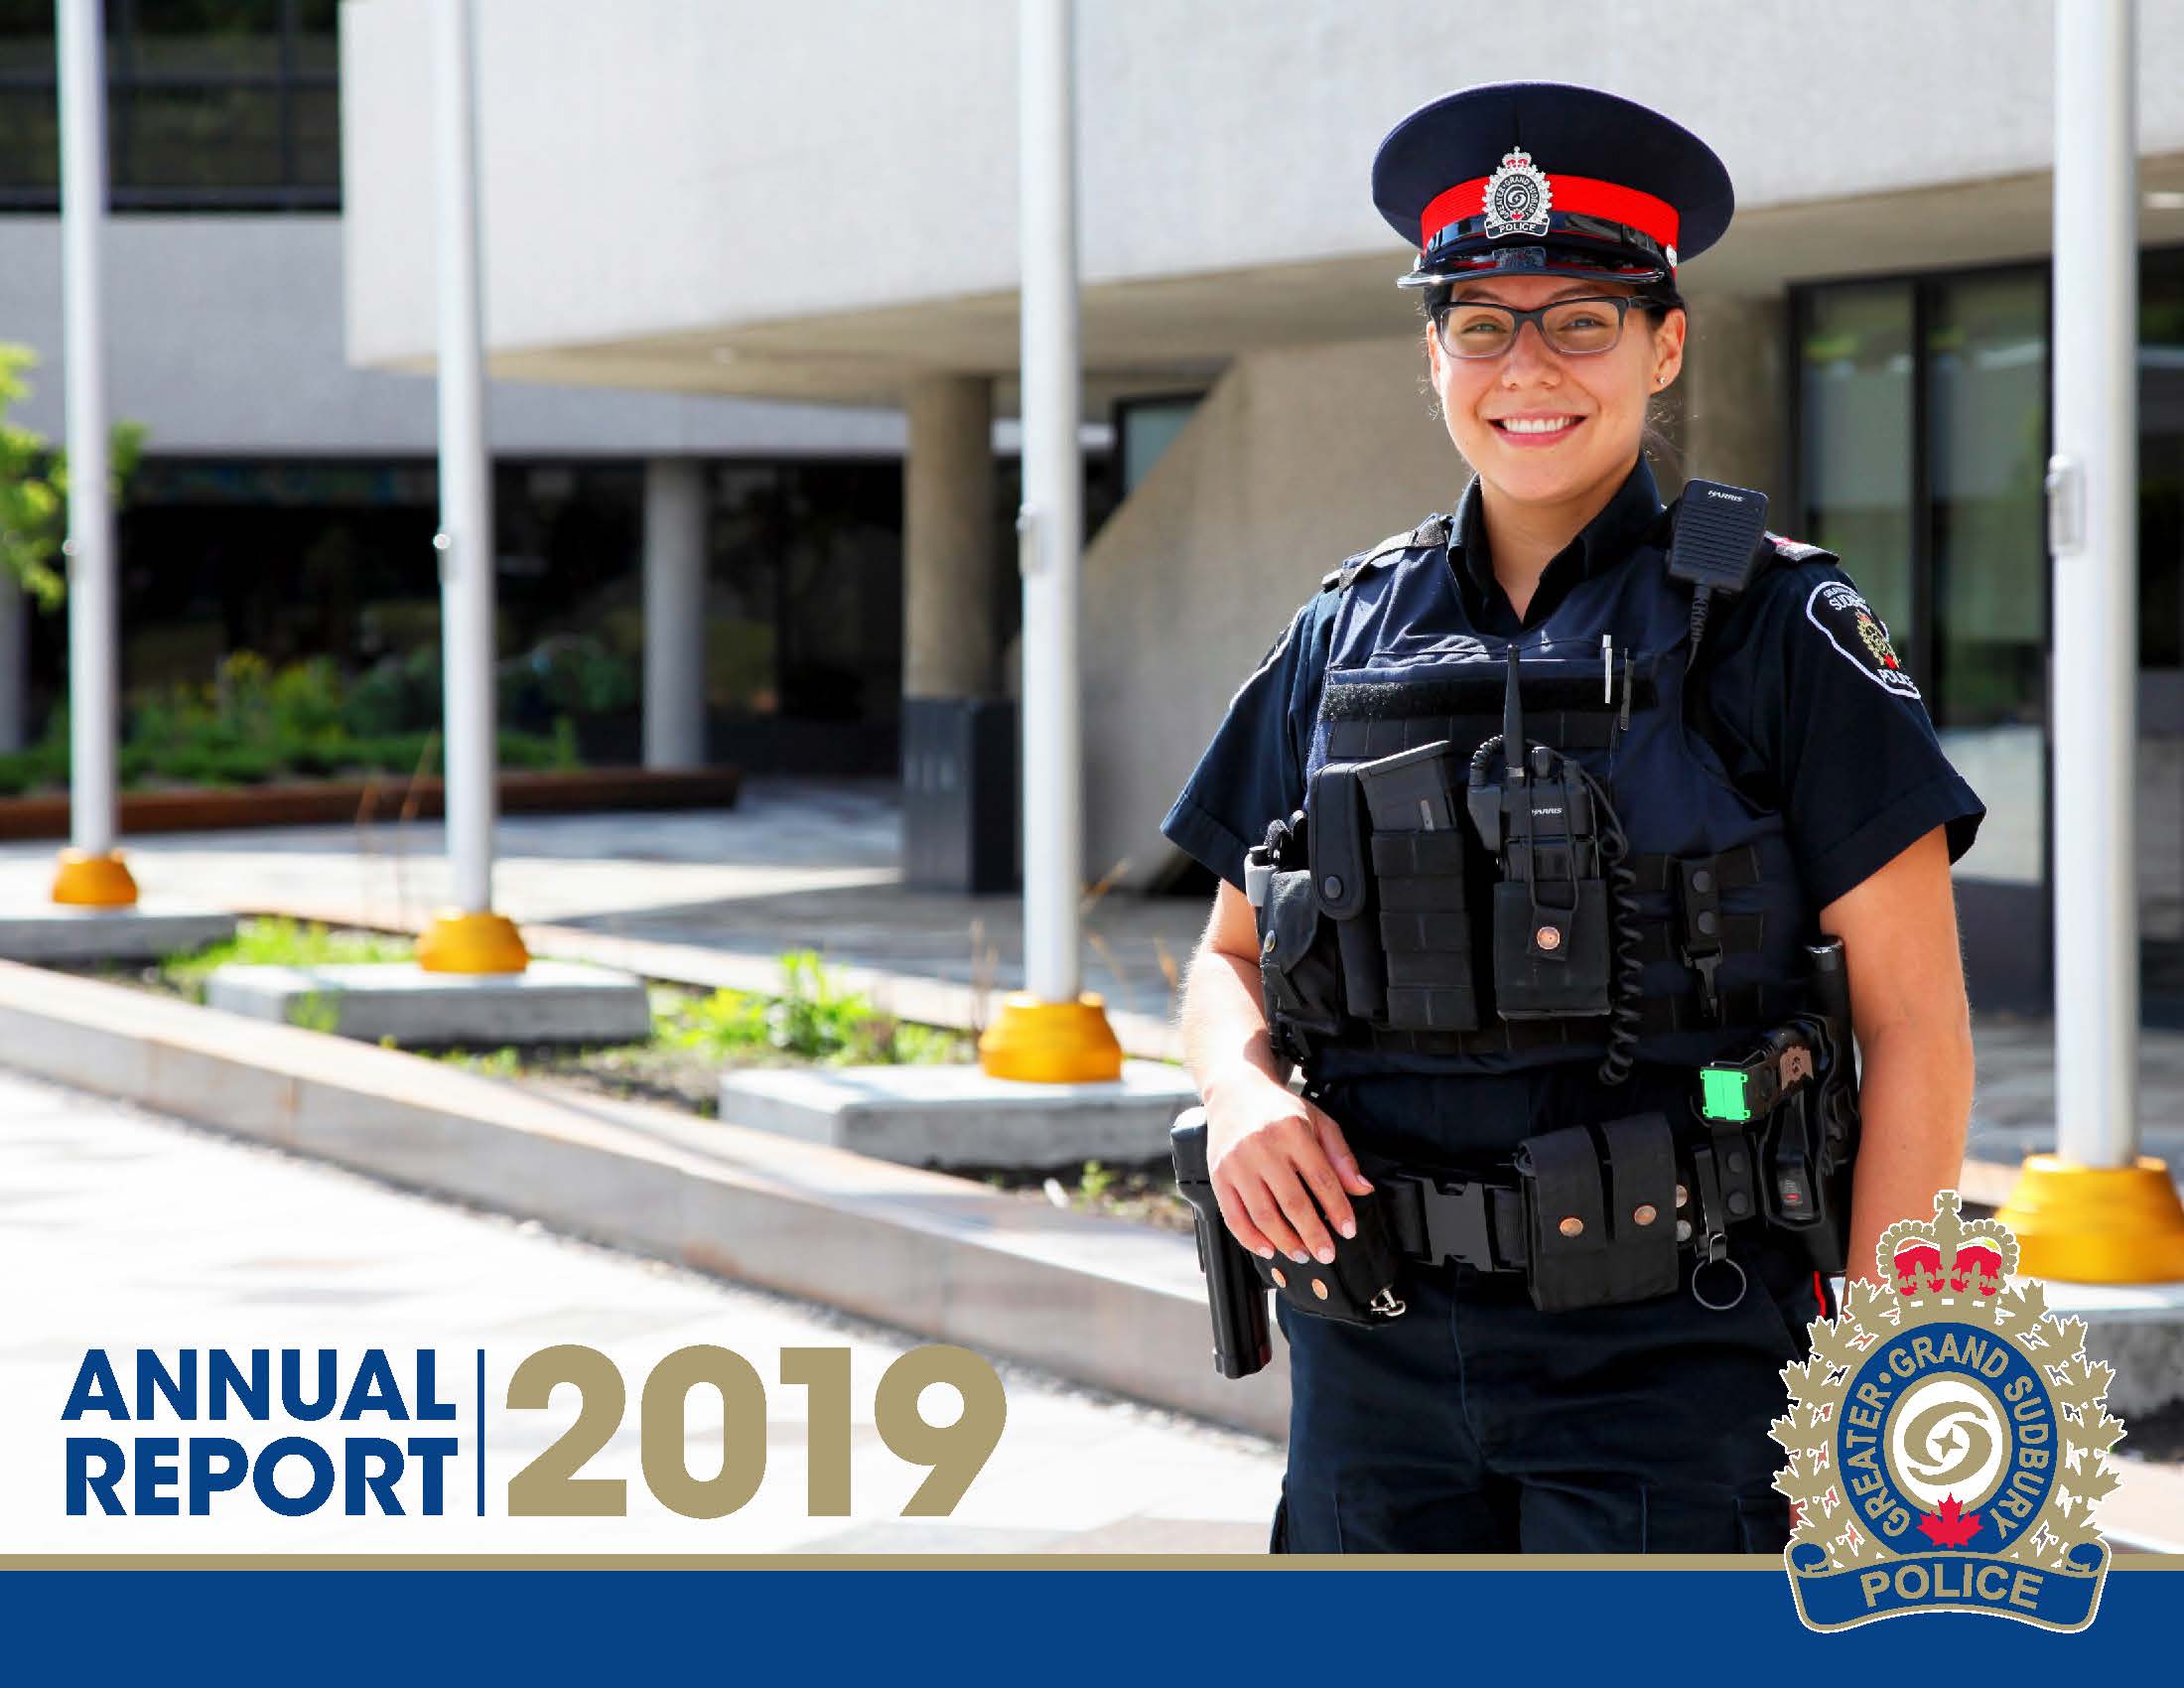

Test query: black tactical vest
[1268,481,1832,1085]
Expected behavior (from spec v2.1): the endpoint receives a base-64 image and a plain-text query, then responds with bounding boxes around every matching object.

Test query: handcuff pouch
[1516,1112,1681,1313]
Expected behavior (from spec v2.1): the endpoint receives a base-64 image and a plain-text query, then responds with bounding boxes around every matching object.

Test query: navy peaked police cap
[1372,81,1734,286]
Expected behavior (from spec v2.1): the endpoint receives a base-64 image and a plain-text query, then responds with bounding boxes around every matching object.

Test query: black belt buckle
[1382,1168,1507,1271]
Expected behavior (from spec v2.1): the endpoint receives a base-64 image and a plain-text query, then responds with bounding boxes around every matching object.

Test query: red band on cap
[1421,174,1680,257]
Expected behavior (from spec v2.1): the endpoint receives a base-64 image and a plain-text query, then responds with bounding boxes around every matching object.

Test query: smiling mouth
[1490,415,1585,439]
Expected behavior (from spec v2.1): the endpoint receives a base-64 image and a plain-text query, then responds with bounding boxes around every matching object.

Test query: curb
[226,900,1189,1064]
[0,960,1284,1439]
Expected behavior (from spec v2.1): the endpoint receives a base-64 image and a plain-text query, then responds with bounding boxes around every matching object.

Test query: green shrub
[0,650,581,795]
[656,951,964,1066]
[164,916,412,1001]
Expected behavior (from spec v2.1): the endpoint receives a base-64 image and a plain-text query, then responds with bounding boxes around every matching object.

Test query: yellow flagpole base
[1995,1153,2184,1283]
[51,848,139,908]
[415,909,530,975]
[978,992,1125,1083]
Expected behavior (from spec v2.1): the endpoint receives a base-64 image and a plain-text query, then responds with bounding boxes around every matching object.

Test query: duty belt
[1357,1133,1768,1309]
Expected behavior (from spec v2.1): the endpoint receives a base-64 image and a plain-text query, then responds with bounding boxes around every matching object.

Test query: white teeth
[1498,416,1577,435]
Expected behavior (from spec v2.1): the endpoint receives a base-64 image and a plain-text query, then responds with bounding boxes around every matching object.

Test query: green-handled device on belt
[1697,936,1860,1275]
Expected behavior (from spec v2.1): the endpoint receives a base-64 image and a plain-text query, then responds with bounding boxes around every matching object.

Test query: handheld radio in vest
[1465,645,1614,1021]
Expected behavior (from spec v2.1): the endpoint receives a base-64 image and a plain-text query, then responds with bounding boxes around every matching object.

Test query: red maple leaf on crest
[1915,1494,1983,1549]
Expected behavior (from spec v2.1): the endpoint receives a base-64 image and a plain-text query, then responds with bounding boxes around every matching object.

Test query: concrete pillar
[0,572,25,754]
[903,374,998,698]
[642,458,709,769]
[1678,292,1788,499]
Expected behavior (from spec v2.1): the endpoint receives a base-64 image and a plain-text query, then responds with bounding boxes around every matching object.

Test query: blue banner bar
[0,1564,2169,1675]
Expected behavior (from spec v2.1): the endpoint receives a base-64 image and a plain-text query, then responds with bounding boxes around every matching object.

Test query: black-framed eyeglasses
[1432,294,1638,359]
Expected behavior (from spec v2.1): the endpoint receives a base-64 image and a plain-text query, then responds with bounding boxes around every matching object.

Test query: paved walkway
[1,777,2174,1174]
[0,1067,1281,1554]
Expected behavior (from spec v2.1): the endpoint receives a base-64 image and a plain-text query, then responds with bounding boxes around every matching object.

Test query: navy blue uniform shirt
[1160,460,1985,913]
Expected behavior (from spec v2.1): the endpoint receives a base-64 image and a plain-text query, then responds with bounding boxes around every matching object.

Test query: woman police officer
[1161,82,1984,1554]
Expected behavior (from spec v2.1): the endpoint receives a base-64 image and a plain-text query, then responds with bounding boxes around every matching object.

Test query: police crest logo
[1770,1193,2119,1633]
[1482,147,1553,239]
[1805,580,1922,701]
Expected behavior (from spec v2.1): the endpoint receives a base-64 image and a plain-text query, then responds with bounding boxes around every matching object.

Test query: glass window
[1118,395,1201,496]
[117,82,284,191]
[2142,250,2184,672]
[1926,271,2047,886]
[2138,253,2184,960]
[1798,283,1916,638]
[0,85,58,192]
[0,0,340,211]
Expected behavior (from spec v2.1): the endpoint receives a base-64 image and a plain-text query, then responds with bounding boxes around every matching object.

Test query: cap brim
[1399,243,1669,288]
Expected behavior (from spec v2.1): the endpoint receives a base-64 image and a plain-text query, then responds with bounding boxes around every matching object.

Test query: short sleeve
[1701,561,1986,911]
[1160,595,1332,891]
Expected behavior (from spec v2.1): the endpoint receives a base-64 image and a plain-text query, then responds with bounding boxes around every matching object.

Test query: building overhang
[380,157,2184,417]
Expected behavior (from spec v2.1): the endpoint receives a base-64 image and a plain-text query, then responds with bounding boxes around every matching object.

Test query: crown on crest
[1874,1191,2017,1304]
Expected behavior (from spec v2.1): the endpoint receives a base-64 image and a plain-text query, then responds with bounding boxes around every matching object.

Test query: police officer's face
[1426,275,1685,510]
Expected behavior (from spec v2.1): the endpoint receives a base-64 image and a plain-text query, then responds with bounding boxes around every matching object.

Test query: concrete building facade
[312,0,2184,1016]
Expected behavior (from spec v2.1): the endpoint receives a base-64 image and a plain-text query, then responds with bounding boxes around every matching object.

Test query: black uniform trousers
[1274,1064,1829,1555]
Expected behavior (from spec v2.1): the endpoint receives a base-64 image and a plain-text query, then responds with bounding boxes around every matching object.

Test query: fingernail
[1314,1246,1335,1265]
[1256,1246,1275,1260]
[1290,1250,1309,1264]
[1339,1219,1357,1239]
[1357,1179,1375,1193]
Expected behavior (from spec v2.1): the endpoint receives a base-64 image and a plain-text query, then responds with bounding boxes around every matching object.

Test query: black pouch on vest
[1259,867,1344,1055]
[1251,1187,1407,1328]
[1515,1112,1681,1313]
[1307,763,1386,1024]
[1372,829,1479,1032]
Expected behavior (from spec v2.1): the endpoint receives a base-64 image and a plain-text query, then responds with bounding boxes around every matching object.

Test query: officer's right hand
[1202,1073,1375,1266]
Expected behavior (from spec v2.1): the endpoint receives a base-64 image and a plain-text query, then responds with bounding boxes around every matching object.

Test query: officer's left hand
[1202,1068,1376,1267]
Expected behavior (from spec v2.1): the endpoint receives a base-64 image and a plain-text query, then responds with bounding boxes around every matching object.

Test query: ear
[1649,306,1688,391]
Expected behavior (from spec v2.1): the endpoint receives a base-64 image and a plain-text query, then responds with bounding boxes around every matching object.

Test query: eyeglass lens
[1438,298,1628,358]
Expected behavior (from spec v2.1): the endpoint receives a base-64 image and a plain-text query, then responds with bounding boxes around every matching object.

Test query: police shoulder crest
[1803,578,1921,702]
[1771,1192,2119,1633]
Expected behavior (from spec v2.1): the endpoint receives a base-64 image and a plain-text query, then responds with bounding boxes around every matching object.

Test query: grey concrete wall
[1680,291,1789,504]
[1082,333,1462,889]
[0,215,903,456]
[340,0,2184,369]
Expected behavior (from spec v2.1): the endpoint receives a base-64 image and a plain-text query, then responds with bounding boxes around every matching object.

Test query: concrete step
[717,1058,1199,1171]
[0,904,234,965]
[205,958,652,1048]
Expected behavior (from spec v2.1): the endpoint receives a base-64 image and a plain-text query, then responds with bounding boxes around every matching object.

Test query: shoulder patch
[1320,514,1450,592]
[1765,531,1837,566]
[1803,579,1921,701]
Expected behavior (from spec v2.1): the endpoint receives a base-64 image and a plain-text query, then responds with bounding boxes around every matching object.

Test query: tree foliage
[0,343,147,608]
